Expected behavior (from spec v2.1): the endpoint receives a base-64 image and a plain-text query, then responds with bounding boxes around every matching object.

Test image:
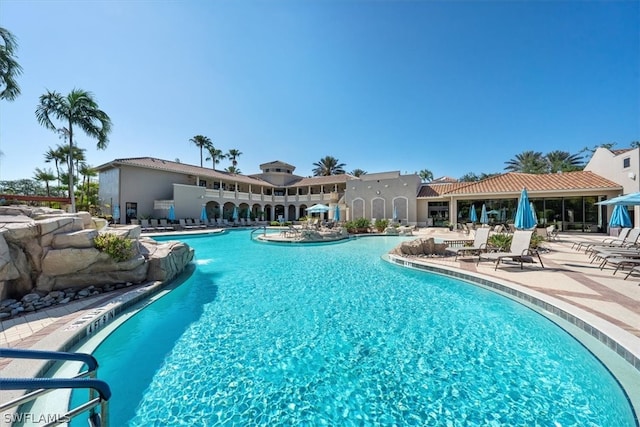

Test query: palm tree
[227,149,242,169]
[35,88,112,213]
[225,165,242,174]
[504,151,547,173]
[350,168,367,177]
[313,156,346,176]
[205,145,226,170]
[44,146,66,185]
[0,27,23,101]
[418,169,434,182]
[545,150,583,173]
[78,163,97,209]
[33,167,56,197]
[189,135,212,167]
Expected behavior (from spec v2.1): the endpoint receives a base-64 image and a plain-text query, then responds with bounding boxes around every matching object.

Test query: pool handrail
[0,347,110,427]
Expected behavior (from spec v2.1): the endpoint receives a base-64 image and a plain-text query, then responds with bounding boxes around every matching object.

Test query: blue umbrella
[514,188,536,230]
[609,204,632,228]
[597,192,640,205]
[530,202,538,226]
[469,204,478,223]
[480,204,489,225]
[246,208,251,220]
[232,206,239,220]
[392,205,398,221]
[334,204,340,221]
[168,205,176,221]
[200,205,208,222]
[113,205,120,221]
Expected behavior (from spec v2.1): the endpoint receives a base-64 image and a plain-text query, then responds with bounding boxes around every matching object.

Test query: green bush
[94,233,134,262]
[488,234,512,251]
[374,218,389,232]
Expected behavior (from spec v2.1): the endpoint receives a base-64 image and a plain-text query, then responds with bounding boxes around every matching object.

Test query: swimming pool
[72,229,636,426]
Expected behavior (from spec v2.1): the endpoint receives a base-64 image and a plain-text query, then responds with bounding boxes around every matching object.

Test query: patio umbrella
[246,208,251,220]
[597,192,640,206]
[393,205,398,222]
[232,206,239,220]
[480,204,489,225]
[168,205,175,221]
[113,205,120,221]
[334,204,340,221]
[200,205,208,222]
[609,204,632,228]
[306,204,330,214]
[469,204,478,223]
[530,202,538,226]
[514,188,536,230]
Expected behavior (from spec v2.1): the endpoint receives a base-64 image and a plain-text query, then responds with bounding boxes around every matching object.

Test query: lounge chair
[159,219,175,231]
[150,218,166,231]
[573,227,631,252]
[477,229,543,270]
[139,219,155,232]
[179,219,198,230]
[454,227,490,261]
[585,228,640,256]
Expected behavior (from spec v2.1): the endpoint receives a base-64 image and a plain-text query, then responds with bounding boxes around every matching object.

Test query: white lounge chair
[477,230,543,270]
[454,227,490,261]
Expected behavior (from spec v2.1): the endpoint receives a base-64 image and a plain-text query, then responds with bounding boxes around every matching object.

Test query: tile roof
[419,172,621,198]
[96,157,274,186]
[610,148,634,156]
[417,182,470,197]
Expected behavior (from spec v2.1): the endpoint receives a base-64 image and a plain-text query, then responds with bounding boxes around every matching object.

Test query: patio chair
[159,219,175,231]
[139,219,155,232]
[477,229,543,270]
[585,228,640,256]
[454,227,490,261]
[150,218,166,231]
[572,227,631,252]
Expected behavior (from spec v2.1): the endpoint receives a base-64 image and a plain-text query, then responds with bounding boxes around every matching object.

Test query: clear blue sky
[1,0,638,181]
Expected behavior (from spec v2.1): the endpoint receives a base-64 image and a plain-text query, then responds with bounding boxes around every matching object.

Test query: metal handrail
[250,226,267,240]
[0,348,110,426]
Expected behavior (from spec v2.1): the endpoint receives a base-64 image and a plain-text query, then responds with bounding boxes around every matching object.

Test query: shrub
[488,234,512,251]
[94,233,134,262]
[374,218,389,232]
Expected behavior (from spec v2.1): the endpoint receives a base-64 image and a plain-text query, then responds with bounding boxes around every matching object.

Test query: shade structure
[168,205,176,221]
[609,204,632,228]
[232,206,239,220]
[597,192,640,206]
[514,188,536,230]
[334,204,340,221]
[469,204,478,223]
[480,204,489,225]
[306,204,330,214]
[200,205,208,221]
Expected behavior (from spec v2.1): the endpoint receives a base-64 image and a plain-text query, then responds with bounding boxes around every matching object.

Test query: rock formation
[0,206,194,319]
[389,237,449,257]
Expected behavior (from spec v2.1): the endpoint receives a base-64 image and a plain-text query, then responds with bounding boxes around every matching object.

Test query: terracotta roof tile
[97,157,273,186]
[419,172,621,197]
[418,182,471,197]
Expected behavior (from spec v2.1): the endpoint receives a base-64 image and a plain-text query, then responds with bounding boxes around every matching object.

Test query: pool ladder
[0,348,111,427]
[250,226,267,240]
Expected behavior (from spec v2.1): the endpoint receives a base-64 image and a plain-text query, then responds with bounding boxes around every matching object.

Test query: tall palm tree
[0,27,23,101]
[227,149,242,169]
[33,167,56,197]
[35,88,112,212]
[79,163,97,209]
[350,168,367,177]
[313,156,346,176]
[418,169,434,182]
[225,165,242,174]
[545,150,583,173]
[504,151,546,173]
[205,145,226,170]
[189,135,212,167]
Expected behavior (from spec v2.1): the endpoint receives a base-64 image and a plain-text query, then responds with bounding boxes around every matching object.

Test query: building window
[623,157,631,168]
[199,180,207,187]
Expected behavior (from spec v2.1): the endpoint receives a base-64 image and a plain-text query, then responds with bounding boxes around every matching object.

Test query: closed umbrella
[530,202,538,226]
[609,204,632,228]
[469,204,478,223]
[200,205,208,222]
[168,205,176,221]
[393,205,398,222]
[246,208,251,220]
[480,204,489,225]
[232,206,239,220]
[113,205,120,221]
[514,188,536,230]
[334,204,340,221]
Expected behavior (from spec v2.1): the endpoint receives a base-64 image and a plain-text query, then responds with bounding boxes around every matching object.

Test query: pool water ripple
[82,231,633,426]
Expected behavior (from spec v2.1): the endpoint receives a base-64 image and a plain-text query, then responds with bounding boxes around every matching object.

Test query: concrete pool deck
[1,227,639,420]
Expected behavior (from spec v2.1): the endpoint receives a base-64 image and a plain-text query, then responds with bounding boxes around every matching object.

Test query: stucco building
[97,150,626,232]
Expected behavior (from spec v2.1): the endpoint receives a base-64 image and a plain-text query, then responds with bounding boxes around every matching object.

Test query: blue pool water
[73,230,635,426]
